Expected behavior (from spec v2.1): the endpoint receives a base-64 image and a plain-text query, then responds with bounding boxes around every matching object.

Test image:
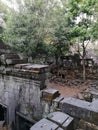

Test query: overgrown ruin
[0,40,98,130]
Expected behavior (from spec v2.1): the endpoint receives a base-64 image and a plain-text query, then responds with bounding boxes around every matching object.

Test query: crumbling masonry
[0,39,98,130]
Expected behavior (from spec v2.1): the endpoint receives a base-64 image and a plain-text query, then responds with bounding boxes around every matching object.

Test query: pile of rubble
[77,81,98,101]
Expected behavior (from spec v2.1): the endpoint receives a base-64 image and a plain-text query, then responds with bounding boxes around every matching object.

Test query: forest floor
[47,79,98,98]
[47,81,87,98]
[47,67,98,98]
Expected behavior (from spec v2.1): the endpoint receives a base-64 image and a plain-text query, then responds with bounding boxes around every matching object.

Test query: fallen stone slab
[60,97,98,125]
[47,112,74,128]
[83,88,98,101]
[30,118,59,130]
[30,112,74,130]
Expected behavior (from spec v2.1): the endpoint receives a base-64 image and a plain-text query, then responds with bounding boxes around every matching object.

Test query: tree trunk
[55,55,59,65]
[82,41,86,81]
[77,40,88,81]
[82,57,86,81]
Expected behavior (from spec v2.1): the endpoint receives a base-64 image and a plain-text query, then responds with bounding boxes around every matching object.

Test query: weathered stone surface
[30,112,74,130]
[47,112,74,130]
[14,64,48,73]
[83,88,98,101]
[14,63,31,69]
[0,69,47,123]
[6,59,27,65]
[62,116,73,130]
[52,96,64,111]
[3,64,49,83]
[0,39,50,128]
[0,53,27,65]
[47,112,70,125]
[53,96,64,103]
[41,89,61,118]
[56,128,63,130]
[41,100,52,118]
[7,69,48,81]
[60,97,98,125]
[41,88,60,101]
[30,118,59,130]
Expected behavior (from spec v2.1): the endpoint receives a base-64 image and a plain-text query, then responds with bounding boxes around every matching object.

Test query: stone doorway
[0,103,8,127]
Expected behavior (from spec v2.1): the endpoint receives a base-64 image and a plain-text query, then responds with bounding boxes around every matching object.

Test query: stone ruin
[30,111,74,130]
[0,39,98,130]
[0,40,49,129]
[50,54,98,87]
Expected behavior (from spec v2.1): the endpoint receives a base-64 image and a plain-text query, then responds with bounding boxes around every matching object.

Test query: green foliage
[3,0,70,61]
[67,0,98,80]
[68,0,98,43]
[4,0,51,58]
[1,0,98,64]
[0,1,8,40]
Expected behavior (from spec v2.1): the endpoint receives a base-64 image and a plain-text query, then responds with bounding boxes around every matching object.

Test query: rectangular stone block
[47,112,74,130]
[62,116,73,130]
[30,112,74,130]
[52,96,64,111]
[57,128,63,130]
[30,118,59,130]
[53,96,64,104]
[14,63,31,69]
[6,59,27,65]
[22,64,48,73]
[14,64,48,73]
[47,112,69,125]
[41,88,60,101]
[60,97,98,125]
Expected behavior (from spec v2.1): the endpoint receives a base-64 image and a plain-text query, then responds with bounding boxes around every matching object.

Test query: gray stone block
[30,112,74,130]
[30,118,59,130]
[41,88,60,101]
[57,128,63,130]
[47,112,74,130]
[60,97,98,125]
[47,112,70,125]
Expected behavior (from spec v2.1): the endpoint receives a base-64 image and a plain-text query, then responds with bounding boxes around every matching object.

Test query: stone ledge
[0,64,49,81]
[60,97,98,125]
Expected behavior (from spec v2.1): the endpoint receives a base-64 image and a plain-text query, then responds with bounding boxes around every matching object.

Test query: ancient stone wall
[0,64,48,128]
[0,74,43,122]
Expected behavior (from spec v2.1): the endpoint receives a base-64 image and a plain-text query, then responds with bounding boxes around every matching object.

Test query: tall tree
[67,0,98,80]
[4,0,56,59]
[50,0,71,64]
[0,1,8,40]
[4,0,70,62]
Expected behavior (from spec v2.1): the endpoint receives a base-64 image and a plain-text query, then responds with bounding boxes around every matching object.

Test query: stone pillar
[41,88,60,117]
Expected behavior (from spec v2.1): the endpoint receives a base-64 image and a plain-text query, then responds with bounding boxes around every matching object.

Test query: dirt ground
[47,81,89,98]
